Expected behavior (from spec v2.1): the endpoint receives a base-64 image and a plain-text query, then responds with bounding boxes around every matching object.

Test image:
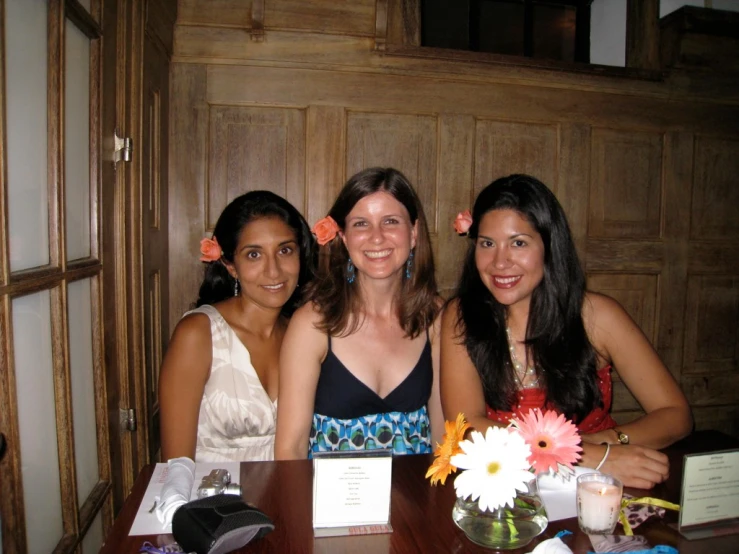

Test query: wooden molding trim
[626,0,660,70]
[374,0,388,52]
[250,0,264,42]
[65,0,102,39]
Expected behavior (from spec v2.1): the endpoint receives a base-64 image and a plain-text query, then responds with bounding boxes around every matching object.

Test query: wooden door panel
[141,31,171,463]
[208,106,306,229]
[589,128,663,239]
[683,275,739,375]
[473,120,558,196]
[346,111,438,233]
[691,136,739,240]
[437,114,475,297]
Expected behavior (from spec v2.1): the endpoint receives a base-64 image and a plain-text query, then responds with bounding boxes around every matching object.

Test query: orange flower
[453,210,473,235]
[199,237,222,262]
[312,216,340,246]
[425,413,470,486]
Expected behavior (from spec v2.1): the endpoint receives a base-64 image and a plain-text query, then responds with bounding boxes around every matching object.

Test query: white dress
[186,304,277,462]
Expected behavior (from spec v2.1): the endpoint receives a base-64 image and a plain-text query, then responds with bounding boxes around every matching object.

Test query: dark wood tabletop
[100,431,739,554]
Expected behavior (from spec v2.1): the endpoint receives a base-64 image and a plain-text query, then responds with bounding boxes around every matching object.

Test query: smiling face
[340,191,417,283]
[474,209,545,313]
[224,216,300,312]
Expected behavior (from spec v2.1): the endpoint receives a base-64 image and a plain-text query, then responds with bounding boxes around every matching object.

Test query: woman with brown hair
[275,167,443,459]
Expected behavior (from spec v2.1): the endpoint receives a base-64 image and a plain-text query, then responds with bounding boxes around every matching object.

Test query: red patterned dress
[486,365,617,433]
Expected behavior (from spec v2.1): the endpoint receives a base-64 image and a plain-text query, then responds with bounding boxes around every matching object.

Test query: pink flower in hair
[454,210,473,235]
[199,237,222,262]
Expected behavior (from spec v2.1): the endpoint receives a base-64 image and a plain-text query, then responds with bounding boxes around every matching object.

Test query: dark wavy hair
[455,174,600,422]
[195,191,316,317]
[305,167,438,338]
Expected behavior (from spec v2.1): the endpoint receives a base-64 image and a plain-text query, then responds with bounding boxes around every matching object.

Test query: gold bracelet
[595,442,611,471]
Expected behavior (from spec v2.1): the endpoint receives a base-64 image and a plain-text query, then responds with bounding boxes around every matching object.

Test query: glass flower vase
[452,477,548,550]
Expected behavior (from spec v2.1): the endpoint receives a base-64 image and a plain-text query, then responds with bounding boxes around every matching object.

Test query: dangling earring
[405,249,414,280]
[234,279,240,297]
[346,259,356,284]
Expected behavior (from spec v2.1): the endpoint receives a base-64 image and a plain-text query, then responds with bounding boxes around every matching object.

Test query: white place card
[312,450,393,537]
[678,448,739,539]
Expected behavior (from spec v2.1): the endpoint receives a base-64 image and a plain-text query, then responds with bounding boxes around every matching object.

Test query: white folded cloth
[155,457,196,530]
[529,537,574,553]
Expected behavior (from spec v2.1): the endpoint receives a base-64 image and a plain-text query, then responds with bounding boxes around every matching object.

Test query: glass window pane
[81,511,103,553]
[13,291,63,552]
[478,0,524,55]
[68,278,99,504]
[6,0,50,271]
[78,0,91,11]
[65,18,91,261]
[421,0,471,50]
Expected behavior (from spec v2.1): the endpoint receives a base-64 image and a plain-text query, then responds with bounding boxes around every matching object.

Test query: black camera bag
[172,494,274,554]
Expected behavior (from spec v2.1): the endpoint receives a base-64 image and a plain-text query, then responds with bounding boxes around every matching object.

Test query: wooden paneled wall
[169,0,739,436]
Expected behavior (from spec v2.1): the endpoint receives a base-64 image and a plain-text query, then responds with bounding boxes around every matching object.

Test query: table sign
[312,450,393,537]
[678,448,739,540]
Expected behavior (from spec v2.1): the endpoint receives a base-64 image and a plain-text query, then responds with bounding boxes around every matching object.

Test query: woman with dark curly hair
[159,190,316,462]
[275,167,443,459]
[441,174,692,489]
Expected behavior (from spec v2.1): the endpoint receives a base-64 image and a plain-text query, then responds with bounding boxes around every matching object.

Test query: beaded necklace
[506,327,540,389]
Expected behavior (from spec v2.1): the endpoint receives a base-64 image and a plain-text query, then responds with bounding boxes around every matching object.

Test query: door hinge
[113,130,133,163]
[120,408,137,432]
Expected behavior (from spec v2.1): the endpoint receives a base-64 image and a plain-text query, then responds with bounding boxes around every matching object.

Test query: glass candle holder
[576,473,623,534]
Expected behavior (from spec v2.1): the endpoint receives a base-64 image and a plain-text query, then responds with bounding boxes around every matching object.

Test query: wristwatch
[614,428,629,445]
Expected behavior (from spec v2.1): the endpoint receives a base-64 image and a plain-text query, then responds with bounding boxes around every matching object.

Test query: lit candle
[576,474,623,534]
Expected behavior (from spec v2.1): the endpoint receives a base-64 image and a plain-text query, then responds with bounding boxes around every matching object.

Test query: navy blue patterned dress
[309,335,433,456]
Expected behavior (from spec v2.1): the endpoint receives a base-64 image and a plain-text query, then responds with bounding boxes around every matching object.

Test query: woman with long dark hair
[159,190,315,462]
[441,174,692,488]
[275,167,443,459]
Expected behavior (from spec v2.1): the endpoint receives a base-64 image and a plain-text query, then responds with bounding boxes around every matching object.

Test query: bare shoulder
[288,301,325,330]
[441,297,461,328]
[582,291,630,329]
[170,311,212,349]
[283,301,328,360]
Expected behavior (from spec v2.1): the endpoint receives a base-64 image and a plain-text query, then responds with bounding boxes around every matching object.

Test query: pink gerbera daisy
[511,409,582,475]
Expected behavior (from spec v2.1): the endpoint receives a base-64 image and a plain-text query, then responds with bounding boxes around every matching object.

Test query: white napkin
[155,456,195,530]
[537,466,594,521]
[528,537,574,553]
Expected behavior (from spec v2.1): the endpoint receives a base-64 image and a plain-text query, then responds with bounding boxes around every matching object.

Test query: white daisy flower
[450,426,533,512]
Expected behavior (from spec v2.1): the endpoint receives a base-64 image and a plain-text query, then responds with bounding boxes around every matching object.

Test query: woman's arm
[579,292,693,488]
[584,292,693,449]
[274,303,326,460]
[159,314,213,461]
[428,308,445,447]
[440,300,502,434]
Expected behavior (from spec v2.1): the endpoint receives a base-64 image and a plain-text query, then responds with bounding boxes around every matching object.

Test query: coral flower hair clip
[199,237,222,262]
[454,210,473,235]
[312,216,340,246]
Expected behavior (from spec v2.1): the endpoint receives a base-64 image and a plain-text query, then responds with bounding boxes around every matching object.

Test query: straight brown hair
[305,167,438,338]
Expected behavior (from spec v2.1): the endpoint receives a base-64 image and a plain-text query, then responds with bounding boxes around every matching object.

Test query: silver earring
[234,279,240,297]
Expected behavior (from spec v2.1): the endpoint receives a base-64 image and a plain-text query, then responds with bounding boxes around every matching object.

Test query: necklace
[506,327,539,389]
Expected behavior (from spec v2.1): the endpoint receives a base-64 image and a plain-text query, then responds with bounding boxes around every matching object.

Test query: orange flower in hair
[312,216,340,246]
[453,210,473,235]
[199,237,222,262]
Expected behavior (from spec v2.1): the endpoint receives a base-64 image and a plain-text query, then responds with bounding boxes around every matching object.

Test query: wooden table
[101,431,739,553]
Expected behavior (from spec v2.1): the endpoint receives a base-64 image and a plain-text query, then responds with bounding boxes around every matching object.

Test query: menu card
[312,450,393,537]
[678,448,739,539]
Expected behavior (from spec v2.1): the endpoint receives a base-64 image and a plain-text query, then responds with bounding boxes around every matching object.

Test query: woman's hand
[582,442,669,489]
